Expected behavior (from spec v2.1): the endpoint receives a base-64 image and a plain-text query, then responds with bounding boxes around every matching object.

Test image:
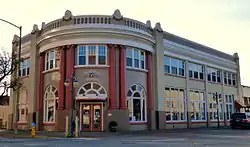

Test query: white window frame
[188,62,204,80]
[225,94,234,120]
[189,90,206,121]
[19,58,30,77]
[127,84,147,123]
[207,67,221,83]
[223,71,236,86]
[208,93,224,121]
[164,56,185,77]
[45,50,57,71]
[76,45,107,66]
[43,85,58,123]
[165,87,186,122]
[126,47,146,70]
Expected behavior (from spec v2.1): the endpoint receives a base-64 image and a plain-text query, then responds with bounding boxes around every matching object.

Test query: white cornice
[39,37,154,53]
[164,40,236,65]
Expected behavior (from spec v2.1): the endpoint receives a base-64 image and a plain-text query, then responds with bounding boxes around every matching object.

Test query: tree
[0,48,22,97]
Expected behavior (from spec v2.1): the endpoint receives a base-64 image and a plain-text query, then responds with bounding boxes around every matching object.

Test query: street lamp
[213,92,221,128]
[64,71,79,137]
[0,18,22,134]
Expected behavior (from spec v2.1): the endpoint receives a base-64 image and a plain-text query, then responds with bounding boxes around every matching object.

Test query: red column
[37,53,45,112]
[119,45,127,109]
[108,45,117,109]
[66,45,75,110]
[58,46,66,110]
[146,52,153,110]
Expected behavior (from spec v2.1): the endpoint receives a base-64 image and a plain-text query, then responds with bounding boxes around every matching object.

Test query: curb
[0,134,57,139]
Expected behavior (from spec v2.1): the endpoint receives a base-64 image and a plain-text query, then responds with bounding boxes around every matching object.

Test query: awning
[235,100,246,108]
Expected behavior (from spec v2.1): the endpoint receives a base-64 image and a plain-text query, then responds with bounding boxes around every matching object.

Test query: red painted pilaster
[108,45,117,109]
[119,45,127,109]
[66,45,75,110]
[58,46,66,110]
[37,53,45,112]
[146,52,153,110]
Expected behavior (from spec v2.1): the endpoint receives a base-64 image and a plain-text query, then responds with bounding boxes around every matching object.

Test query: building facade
[242,85,250,112]
[8,9,245,132]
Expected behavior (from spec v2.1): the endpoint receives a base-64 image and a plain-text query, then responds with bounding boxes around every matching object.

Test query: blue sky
[0,0,249,85]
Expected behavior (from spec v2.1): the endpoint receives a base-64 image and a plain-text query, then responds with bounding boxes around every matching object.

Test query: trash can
[109,121,118,132]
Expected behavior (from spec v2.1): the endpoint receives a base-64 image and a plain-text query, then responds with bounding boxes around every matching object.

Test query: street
[0,128,250,147]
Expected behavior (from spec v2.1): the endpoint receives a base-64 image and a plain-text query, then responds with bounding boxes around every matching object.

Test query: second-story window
[19,58,30,77]
[188,62,204,80]
[126,47,145,69]
[45,49,59,70]
[164,56,185,77]
[207,67,221,83]
[224,71,236,86]
[77,45,107,66]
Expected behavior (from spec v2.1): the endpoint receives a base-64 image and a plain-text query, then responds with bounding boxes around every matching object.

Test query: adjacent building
[242,85,250,112]
[8,9,245,132]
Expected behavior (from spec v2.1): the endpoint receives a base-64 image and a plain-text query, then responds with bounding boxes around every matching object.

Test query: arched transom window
[127,84,147,122]
[44,85,58,123]
[77,82,107,99]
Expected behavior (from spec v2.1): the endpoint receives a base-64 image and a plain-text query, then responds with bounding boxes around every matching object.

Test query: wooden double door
[81,103,103,131]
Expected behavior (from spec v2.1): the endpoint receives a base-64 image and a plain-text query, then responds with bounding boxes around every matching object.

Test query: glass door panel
[92,104,102,130]
[82,104,91,131]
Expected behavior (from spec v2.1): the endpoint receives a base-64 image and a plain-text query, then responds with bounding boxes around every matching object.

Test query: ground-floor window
[44,85,58,123]
[207,93,224,120]
[225,94,234,120]
[127,84,147,122]
[18,89,28,122]
[189,90,206,121]
[164,87,186,121]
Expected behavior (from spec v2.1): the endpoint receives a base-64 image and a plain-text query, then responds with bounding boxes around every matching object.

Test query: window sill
[208,81,222,85]
[189,78,204,82]
[166,121,187,124]
[43,122,56,126]
[164,73,185,79]
[224,84,236,87]
[191,120,207,123]
[126,66,148,72]
[42,68,59,74]
[17,122,27,125]
[129,121,148,125]
[19,75,30,79]
[74,65,109,68]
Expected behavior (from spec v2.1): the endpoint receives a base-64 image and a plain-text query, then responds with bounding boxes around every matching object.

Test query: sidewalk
[0,127,230,139]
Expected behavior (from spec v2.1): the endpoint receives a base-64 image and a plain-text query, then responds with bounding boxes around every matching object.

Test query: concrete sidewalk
[0,127,230,139]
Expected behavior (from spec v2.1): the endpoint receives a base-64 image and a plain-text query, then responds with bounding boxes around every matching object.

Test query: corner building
[9,9,244,132]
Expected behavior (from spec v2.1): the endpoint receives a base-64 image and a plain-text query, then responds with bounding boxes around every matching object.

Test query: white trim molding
[39,37,154,53]
[164,40,236,65]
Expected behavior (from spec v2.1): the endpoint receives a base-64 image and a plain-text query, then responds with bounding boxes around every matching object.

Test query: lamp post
[213,92,221,128]
[64,71,78,137]
[0,18,22,134]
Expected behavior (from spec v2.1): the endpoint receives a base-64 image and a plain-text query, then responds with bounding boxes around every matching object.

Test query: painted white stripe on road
[122,138,186,142]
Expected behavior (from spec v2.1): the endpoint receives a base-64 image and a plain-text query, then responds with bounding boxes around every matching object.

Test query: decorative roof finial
[233,52,239,60]
[63,10,73,21]
[41,22,46,30]
[12,35,19,44]
[154,22,163,32]
[112,9,123,20]
[146,20,152,30]
[31,24,39,34]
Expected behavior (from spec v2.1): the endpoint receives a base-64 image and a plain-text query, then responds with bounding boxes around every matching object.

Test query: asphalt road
[1,128,250,147]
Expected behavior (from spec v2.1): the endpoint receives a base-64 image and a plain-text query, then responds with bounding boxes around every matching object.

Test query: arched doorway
[76,82,107,132]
